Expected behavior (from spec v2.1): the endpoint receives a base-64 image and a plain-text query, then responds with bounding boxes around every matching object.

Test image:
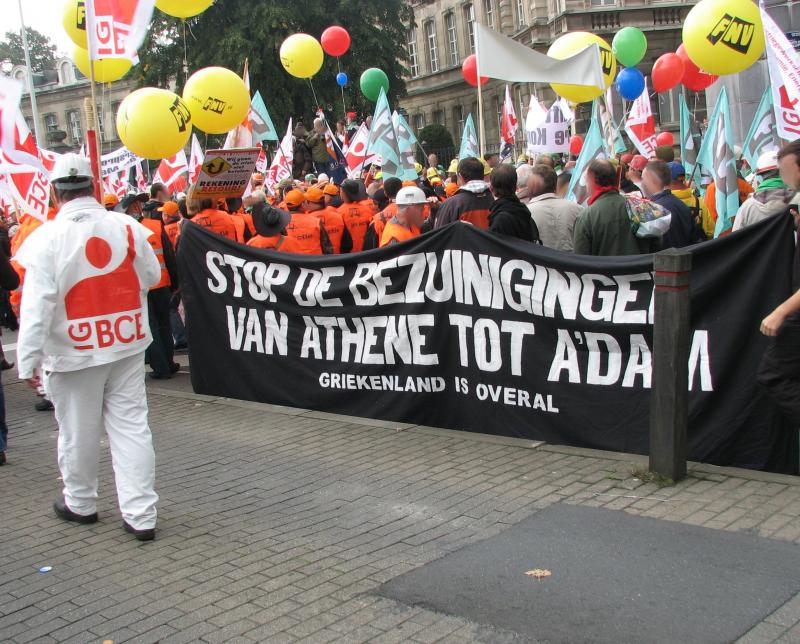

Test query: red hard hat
[630,155,648,172]
[621,153,634,165]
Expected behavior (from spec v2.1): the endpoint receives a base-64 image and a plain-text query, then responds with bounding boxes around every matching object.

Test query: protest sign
[193,147,260,198]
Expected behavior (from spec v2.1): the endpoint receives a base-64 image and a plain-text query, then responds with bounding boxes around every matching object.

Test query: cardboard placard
[193,148,260,198]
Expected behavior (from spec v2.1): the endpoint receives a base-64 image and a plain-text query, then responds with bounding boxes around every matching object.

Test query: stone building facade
[399,0,703,157]
[10,57,137,155]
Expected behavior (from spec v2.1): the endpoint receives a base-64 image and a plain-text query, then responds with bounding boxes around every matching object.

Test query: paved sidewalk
[1,361,799,644]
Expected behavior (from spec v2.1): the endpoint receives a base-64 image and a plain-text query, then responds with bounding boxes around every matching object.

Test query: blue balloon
[615,67,645,101]
[336,72,348,87]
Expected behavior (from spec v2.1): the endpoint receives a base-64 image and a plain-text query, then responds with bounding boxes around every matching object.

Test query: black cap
[252,202,291,237]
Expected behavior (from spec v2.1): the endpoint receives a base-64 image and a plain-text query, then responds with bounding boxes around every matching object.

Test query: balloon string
[182,20,188,79]
[308,79,321,113]
[337,58,347,119]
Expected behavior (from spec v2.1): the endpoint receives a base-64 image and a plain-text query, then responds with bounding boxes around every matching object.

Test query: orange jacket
[705,179,753,227]
[313,207,351,254]
[10,208,56,316]
[192,208,238,240]
[285,211,327,254]
[338,201,374,253]
[140,218,171,290]
[380,219,420,247]
[247,234,301,253]
[165,221,180,248]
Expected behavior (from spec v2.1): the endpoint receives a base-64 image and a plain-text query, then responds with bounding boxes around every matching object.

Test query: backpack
[623,194,672,238]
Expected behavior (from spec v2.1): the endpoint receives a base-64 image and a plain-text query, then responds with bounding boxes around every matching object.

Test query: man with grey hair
[306,117,330,175]
[516,164,534,203]
[527,164,582,251]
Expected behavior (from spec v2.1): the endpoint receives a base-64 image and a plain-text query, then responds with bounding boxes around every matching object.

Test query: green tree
[0,28,57,73]
[137,0,413,131]
[416,124,455,162]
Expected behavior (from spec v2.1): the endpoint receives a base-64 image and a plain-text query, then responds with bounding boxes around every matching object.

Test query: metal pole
[16,0,43,147]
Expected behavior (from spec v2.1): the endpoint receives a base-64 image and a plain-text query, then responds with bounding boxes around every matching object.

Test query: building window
[657,88,678,125]
[445,12,459,67]
[433,109,445,126]
[95,105,105,139]
[483,0,495,29]
[515,0,526,26]
[413,114,425,130]
[44,113,58,133]
[407,28,420,78]
[464,3,476,53]
[590,0,616,5]
[453,105,464,142]
[424,20,439,74]
[67,110,82,144]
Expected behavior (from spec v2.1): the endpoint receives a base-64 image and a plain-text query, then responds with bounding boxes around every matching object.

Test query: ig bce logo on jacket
[65,227,146,350]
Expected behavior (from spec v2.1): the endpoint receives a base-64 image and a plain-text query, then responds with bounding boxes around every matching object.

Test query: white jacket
[15,196,160,378]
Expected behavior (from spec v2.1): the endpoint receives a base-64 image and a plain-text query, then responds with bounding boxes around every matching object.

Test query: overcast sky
[9,0,75,59]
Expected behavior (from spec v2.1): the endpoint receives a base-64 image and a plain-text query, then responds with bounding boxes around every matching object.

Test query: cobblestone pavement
[1,363,799,644]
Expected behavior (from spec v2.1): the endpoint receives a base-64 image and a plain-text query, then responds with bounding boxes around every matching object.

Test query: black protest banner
[178,214,797,473]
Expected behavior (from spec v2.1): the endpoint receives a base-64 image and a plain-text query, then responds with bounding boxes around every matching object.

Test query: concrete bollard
[649,248,692,482]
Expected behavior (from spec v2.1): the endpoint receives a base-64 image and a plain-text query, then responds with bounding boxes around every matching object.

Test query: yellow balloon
[280,33,324,79]
[182,67,250,134]
[116,88,192,159]
[548,32,616,104]
[156,0,214,19]
[683,0,764,76]
[62,0,87,48]
[73,46,132,83]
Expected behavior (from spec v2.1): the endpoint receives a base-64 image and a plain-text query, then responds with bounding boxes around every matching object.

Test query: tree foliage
[418,124,454,150]
[137,0,413,132]
[0,28,57,73]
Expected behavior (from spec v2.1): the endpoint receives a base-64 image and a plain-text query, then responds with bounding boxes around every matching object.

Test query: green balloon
[612,27,647,68]
[360,68,389,102]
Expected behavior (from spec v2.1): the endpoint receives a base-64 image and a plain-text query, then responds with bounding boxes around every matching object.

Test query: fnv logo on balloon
[202,97,229,115]
[707,14,756,53]
[169,98,191,133]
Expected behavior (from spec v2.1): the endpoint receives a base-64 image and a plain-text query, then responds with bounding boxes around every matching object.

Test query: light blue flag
[250,91,278,142]
[679,94,698,183]
[566,115,607,204]
[742,87,779,172]
[392,111,418,154]
[459,114,480,160]
[367,87,403,179]
[696,87,738,237]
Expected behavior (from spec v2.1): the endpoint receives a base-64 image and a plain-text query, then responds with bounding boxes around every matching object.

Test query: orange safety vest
[192,208,238,240]
[247,234,301,253]
[380,219,420,247]
[230,214,246,243]
[338,201,374,253]
[284,211,324,254]
[10,208,56,317]
[359,198,379,216]
[140,218,171,289]
[372,202,398,246]
[313,207,346,254]
[164,221,180,248]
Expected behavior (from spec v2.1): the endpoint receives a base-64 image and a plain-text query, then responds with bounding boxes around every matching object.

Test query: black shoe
[53,498,98,524]
[35,398,54,411]
[123,520,155,541]
[147,372,171,380]
[1,360,14,371]
[169,362,180,374]
[0,451,5,465]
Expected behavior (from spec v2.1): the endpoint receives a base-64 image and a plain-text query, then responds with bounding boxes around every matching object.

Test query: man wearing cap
[669,162,711,239]
[283,189,333,254]
[247,202,300,252]
[103,194,119,211]
[338,180,375,252]
[323,183,342,209]
[642,160,705,248]
[434,157,493,230]
[380,186,427,247]
[15,154,162,541]
[160,201,182,248]
[363,178,402,251]
[304,187,352,254]
[119,192,148,219]
[733,151,798,232]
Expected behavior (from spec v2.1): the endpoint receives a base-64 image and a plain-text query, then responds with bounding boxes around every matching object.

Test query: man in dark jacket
[433,157,494,230]
[292,124,313,180]
[642,160,705,248]
[573,160,659,256]
[488,165,538,242]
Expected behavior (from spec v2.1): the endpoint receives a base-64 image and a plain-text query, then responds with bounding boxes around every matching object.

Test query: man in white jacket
[15,154,162,541]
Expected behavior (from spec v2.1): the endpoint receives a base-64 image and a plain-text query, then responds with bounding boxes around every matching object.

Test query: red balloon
[652,53,685,93]
[656,131,674,147]
[461,55,487,87]
[569,135,584,156]
[321,26,350,57]
[676,44,718,92]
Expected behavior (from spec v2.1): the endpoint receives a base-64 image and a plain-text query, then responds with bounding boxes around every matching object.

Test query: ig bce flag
[85,0,155,62]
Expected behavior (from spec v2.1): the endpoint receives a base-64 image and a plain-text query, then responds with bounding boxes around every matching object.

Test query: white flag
[762,5,800,141]
[189,134,204,184]
[266,119,293,194]
[345,123,379,178]
[85,0,155,63]
[154,150,188,188]
[625,79,657,158]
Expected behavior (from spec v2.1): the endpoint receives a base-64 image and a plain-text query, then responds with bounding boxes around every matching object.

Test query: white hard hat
[316,173,329,185]
[51,153,93,190]
[395,186,427,206]
[755,150,779,175]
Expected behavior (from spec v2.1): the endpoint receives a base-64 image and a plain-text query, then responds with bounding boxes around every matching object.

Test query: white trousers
[45,352,158,529]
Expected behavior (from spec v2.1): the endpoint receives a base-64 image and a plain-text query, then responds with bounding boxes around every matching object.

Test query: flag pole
[16,0,43,148]
[475,40,486,158]
[83,5,103,193]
